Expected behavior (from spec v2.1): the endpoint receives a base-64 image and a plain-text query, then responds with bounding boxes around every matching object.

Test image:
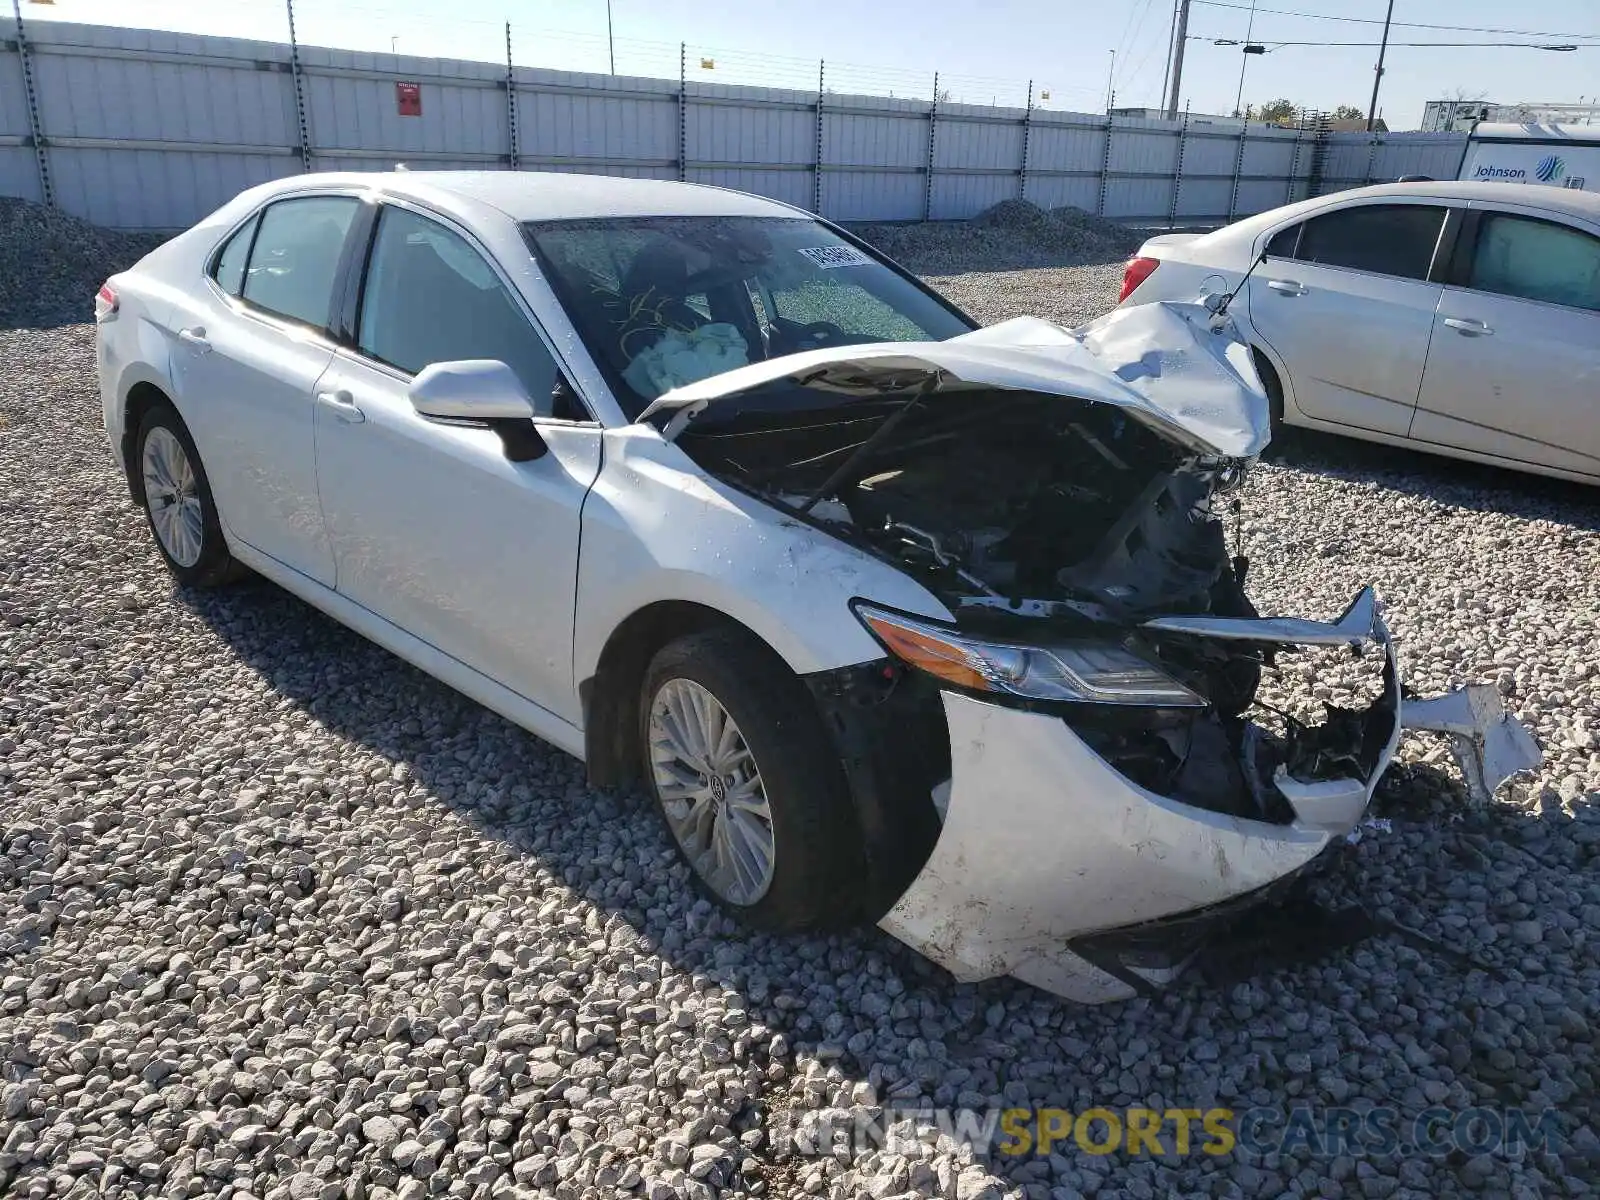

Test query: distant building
[1423,99,1600,132]
[1109,106,1242,128]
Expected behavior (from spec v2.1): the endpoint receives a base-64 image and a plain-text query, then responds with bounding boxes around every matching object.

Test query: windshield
[523,215,975,418]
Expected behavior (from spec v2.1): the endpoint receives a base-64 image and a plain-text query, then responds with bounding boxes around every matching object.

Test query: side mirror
[408,359,550,462]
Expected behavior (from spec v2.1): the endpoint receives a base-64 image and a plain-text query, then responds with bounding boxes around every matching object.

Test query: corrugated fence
[1,19,1471,232]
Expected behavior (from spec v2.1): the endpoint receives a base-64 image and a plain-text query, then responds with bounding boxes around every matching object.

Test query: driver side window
[356,206,570,411]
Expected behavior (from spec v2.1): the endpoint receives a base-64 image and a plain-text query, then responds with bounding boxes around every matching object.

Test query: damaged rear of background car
[641,298,1541,1003]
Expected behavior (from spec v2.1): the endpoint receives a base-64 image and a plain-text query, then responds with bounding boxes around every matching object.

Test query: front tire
[135,403,244,587]
[640,626,865,931]
[1251,346,1287,443]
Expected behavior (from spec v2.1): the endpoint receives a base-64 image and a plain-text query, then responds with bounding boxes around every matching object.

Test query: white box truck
[1457,123,1600,193]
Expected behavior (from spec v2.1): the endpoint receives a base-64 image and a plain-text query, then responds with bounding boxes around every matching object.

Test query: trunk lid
[637,301,1272,459]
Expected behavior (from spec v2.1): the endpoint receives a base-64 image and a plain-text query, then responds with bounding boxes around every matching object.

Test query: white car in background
[96,172,1537,1004]
[1120,181,1600,484]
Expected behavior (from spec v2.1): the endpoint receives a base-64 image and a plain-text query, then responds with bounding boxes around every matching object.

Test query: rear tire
[134,403,245,587]
[639,626,865,931]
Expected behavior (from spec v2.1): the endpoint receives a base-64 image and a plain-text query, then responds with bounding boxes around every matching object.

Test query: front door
[313,202,602,723]
[1248,201,1450,437]
[1410,208,1600,477]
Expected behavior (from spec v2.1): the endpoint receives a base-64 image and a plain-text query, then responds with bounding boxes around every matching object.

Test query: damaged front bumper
[877,590,1541,1004]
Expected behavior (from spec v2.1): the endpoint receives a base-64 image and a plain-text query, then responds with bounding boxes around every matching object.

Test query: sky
[17,0,1600,126]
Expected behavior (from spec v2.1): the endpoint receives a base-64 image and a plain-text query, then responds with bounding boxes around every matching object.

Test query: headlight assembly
[854,604,1205,708]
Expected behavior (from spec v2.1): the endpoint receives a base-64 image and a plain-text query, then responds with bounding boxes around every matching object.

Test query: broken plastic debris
[1401,684,1542,806]
[1345,817,1392,844]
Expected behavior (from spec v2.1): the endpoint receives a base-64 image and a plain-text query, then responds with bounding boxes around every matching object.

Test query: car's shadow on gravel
[1265,427,1600,531]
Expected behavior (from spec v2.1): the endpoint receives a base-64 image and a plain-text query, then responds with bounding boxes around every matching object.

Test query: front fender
[574,427,953,686]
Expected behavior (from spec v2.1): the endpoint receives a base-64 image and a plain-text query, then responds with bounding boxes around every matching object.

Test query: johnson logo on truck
[1474,163,1527,181]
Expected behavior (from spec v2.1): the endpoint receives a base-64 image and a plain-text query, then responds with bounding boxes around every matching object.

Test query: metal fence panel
[0,19,1472,231]
[515,75,679,172]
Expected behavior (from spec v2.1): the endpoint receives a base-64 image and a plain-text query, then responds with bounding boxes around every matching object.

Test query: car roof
[1204,180,1600,246]
[260,170,810,223]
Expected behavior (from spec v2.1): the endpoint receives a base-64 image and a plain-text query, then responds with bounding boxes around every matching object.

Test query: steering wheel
[793,320,850,348]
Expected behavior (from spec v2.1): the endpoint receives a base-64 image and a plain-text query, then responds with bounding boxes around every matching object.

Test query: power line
[1191,1,1600,43]
[1111,0,1160,89]
[1192,36,1591,49]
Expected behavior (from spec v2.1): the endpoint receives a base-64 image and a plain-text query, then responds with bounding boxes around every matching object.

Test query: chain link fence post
[11,0,53,206]
[1228,114,1248,222]
[1019,79,1033,203]
[1097,107,1115,218]
[284,0,313,172]
[504,22,519,170]
[923,72,938,222]
[813,60,825,215]
[1168,110,1189,229]
[678,43,688,183]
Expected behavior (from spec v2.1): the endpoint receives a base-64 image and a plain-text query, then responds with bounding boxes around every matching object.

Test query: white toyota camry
[97,172,1539,1003]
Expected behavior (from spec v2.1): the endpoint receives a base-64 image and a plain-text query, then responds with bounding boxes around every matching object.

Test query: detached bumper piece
[1402,685,1542,806]
[878,588,1542,1004]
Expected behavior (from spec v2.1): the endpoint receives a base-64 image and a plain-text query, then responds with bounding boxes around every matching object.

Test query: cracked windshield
[524,216,973,415]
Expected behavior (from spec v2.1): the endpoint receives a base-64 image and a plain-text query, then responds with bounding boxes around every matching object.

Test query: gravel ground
[3,201,1599,1200]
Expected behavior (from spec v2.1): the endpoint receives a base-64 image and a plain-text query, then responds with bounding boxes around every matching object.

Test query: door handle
[1442,316,1493,337]
[177,326,212,352]
[317,389,366,424]
[1266,279,1308,296]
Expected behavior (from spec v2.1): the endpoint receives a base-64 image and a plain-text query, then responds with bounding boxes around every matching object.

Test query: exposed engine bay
[678,386,1396,827]
[679,389,1246,619]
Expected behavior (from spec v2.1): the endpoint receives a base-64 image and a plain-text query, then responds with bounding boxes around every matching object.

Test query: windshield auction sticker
[797,245,875,269]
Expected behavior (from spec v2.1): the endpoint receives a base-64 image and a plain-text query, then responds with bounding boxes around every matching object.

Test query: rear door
[1410,205,1600,477]
[1247,201,1451,436]
[166,193,362,586]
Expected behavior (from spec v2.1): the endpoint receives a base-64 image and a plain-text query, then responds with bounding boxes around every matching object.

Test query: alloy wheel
[647,677,777,906]
[141,426,205,568]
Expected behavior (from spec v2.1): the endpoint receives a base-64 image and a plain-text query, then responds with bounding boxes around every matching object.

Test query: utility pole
[1159,0,1179,113]
[1106,49,1115,114]
[606,0,615,74]
[1164,0,1190,120]
[1367,0,1395,132]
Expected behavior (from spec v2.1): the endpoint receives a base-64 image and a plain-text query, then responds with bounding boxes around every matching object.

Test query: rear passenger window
[1467,214,1600,312]
[1292,204,1447,281]
[212,216,257,296]
[241,196,360,329]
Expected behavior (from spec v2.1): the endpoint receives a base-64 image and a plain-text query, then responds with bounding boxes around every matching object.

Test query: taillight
[95,283,119,322]
[1118,256,1160,303]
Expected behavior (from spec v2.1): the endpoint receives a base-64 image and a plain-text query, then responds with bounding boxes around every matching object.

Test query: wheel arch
[1250,343,1291,429]
[580,600,764,790]
[121,379,177,504]
[580,596,948,921]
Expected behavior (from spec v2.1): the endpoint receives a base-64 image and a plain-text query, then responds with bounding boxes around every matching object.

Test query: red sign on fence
[396,82,422,116]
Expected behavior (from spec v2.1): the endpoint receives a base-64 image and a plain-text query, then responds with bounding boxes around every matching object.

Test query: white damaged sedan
[96,172,1540,1003]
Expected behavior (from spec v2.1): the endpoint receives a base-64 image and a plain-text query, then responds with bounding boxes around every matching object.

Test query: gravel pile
[848,202,1145,331]
[850,201,1144,276]
[0,199,166,329]
[2,216,1598,1200]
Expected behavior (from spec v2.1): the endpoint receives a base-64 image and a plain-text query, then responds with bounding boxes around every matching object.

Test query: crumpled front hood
[638,301,1272,458]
